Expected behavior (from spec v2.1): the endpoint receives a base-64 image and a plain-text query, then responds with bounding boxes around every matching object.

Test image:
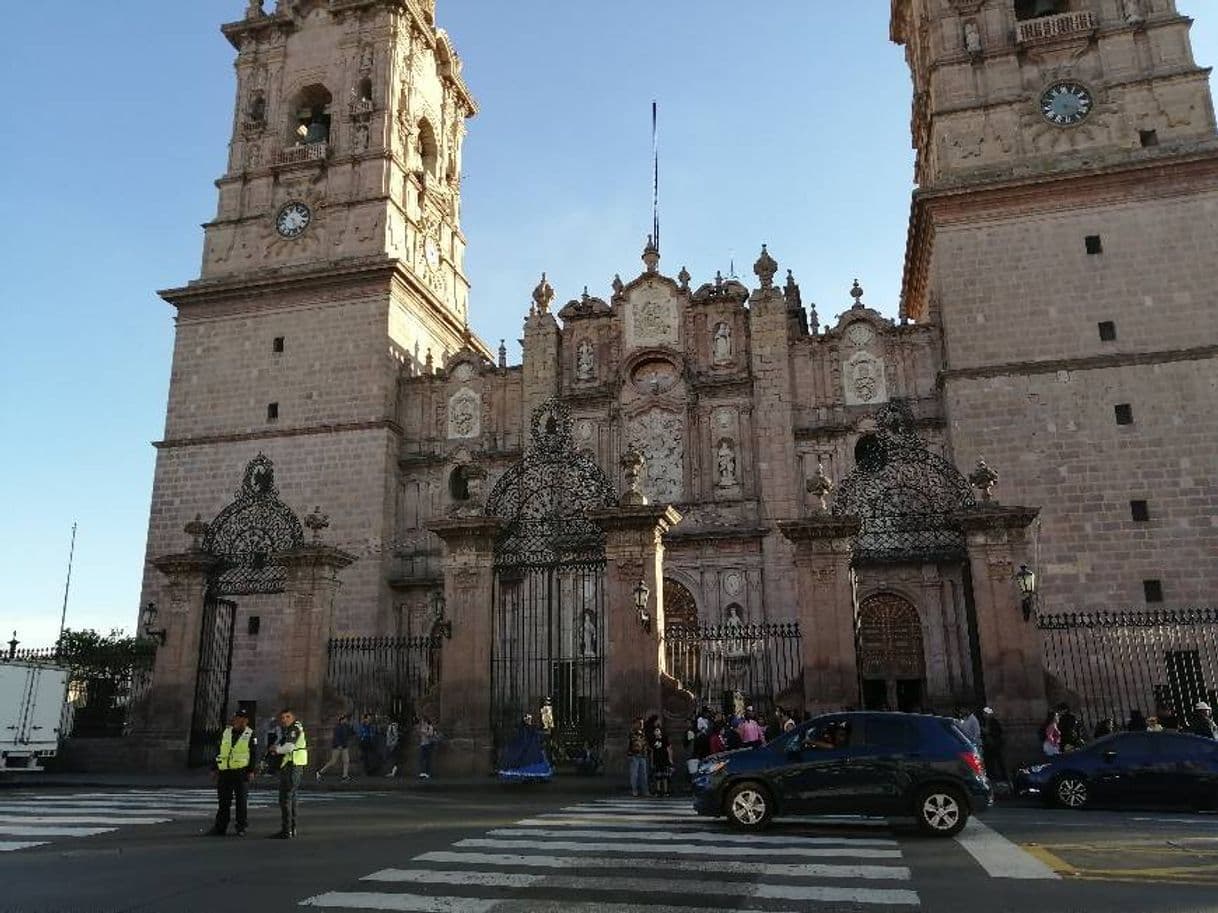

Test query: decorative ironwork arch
[203,455,304,595]
[486,400,617,568]
[663,578,699,627]
[832,401,975,563]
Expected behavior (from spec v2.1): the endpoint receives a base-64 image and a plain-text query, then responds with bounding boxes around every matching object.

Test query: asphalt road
[1,784,1218,913]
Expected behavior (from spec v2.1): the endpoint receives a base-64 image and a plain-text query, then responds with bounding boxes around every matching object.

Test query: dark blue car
[691,712,992,837]
[1015,731,1218,809]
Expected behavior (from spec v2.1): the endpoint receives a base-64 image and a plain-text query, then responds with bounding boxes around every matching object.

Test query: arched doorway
[663,578,698,628]
[857,594,926,712]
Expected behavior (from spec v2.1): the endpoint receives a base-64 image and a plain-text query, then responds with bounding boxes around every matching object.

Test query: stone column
[141,549,222,754]
[779,516,862,714]
[428,515,502,776]
[955,505,1044,758]
[277,542,356,730]
[589,504,682,773]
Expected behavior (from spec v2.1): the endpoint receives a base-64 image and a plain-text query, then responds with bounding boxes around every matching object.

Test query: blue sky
[2,2,1215,647]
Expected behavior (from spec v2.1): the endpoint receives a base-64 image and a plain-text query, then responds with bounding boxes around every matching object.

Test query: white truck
[0,661,69,771]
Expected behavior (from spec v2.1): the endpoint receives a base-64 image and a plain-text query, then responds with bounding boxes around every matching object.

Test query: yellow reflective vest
[279,723,309,768]
[216,727,253,771]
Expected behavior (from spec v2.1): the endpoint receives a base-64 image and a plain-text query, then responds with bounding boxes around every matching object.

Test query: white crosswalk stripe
[299,798,921,911]
[0,788,367,853]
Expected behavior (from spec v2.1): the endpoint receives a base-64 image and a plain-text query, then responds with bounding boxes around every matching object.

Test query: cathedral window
[291,84,333,147]
[272,336,285,353]
[1085,235,1103,255]
[449,465,471,501]
[418,118,439,178]
[1130,500,1150,522]
[267,402,279,422]
[1097,321,1116,342]
[1114,403,1133,426]
[1014,0,1067,20]
[1143,580,1164,603]
[357,77,373,103]
[1139,129,1159,148]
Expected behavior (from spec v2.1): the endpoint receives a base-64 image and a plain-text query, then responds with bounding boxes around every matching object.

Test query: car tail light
[960,750,985,777]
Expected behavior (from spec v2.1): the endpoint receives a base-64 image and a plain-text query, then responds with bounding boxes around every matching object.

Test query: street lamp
[430,589,452,640]
[1015,565,1038,622]
[141,602,167,646]
[633,580,651,634]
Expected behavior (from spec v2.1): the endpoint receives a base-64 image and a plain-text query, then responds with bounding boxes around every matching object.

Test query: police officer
[267,708,308,839]
[207,708,256,836]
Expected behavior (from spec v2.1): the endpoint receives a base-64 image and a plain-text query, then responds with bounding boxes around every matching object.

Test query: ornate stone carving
[723,571,744,597]
[628,409,684,505]
[531,273,554,316]
[1122,0,1145,26]
[843,351,888,406]
[304,506,330,541]
[969,460,1000,502]
[447,388,481,439]
[807,462,834,513]
[753,244,778,289]
[964,20,982,59]
[714,408,734,432]
[576,339,596,382]
[625,295,679,350]
[712,322,733,366]
[620,446,647,507]
[716,439,738,488]
[631,359,679,396]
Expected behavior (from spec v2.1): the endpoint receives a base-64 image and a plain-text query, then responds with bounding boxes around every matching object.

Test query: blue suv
[692,712,992,837]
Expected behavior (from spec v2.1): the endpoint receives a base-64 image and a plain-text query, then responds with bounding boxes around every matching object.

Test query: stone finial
[783,270,802,308]
[620,446,648,507]
[184,514,210,551]
[806,462,834,513]
[678,266,691,291]
[969,459,1000,503]
[532,273,554,315]
[642,236,661,273]
[498,339,508,369]
[753,244,778,289]
[304,506,330,542]
[246,0,265,19]
[714,270,724,289]
[612,274,625,297]
[850,279,865,309]
[425,348,434,373]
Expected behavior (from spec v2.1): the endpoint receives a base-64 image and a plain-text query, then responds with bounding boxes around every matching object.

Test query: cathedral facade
[136,0,1218,767]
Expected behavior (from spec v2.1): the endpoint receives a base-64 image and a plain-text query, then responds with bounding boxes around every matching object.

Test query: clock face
[1040,82,1093,127]
[276,201,312,239]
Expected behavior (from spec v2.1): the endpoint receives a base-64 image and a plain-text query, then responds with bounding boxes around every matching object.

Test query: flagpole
[652,100,660,252]
[57,522,77,645]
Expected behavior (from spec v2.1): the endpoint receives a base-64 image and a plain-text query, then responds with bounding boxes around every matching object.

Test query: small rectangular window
[1139,129,1159,148]
[273,337,285,353]
[1144,580,1164,603]
[1098,321,1117,342]
[1085,235,1103,255]
[267,402,279,422]
[1114,403,1133,426]
[1131,500,1150,522]
[248,616,261,636]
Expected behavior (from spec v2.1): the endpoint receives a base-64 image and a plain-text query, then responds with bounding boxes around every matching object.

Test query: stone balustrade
[1016,11,1097,45]
[272,142,328,166]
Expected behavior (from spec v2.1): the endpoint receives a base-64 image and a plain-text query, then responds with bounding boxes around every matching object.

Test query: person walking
[417,715,439,779]
[207,708,256,837]
[383,720,402,778]
[650,722,673,798]
[267,708,308,839]
[1190,701,1218,739]
[980,707,1007,786]
[1041,709,1062,757]
[627,718,649,798]
[358,713,378,776]
[736,709,764,748]
[316,714,353,782]
[1057,702,1084,751]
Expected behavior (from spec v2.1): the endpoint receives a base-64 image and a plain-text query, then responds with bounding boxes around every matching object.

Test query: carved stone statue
[581,609,598,657]
[621,446,647,506]
[576,340,595,382]
[712,322,733,366]
[717,439,738,487]
[964,20,982,57]
[246,0,265,19]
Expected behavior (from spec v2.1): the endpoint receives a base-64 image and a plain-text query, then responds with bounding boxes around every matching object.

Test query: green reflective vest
[216,727,253,771]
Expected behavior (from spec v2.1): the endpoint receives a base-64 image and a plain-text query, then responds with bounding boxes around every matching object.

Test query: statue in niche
[964,20,982,57]
[1122,0,1145,25]
[576,340,595,382]
[716,439,738,487]
[581,609,598,657]
[712,322,733,365]
[354,119,370,152]
[724,604,747,658]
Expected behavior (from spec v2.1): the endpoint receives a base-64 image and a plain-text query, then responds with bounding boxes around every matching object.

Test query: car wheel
[915,785,969,837]
[724,782,773,830]
[1053,774,1090,810]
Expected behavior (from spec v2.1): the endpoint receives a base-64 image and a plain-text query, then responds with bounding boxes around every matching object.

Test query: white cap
[983,707,994,715]
[1196,701,1212,712]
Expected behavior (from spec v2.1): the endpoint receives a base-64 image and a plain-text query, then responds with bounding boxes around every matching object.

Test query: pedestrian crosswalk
[0,788,363,853]
[299,798,922,911]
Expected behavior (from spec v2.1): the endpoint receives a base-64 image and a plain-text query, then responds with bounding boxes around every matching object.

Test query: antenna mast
[652,100,661,252]
[57,522,77,644]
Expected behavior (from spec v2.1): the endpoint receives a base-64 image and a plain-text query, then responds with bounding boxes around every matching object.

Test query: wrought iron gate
[486,401,616,766]
[664,622,802,717]
[188,597,236,766]
[1039,609,1218,729]
[326,635,441,725]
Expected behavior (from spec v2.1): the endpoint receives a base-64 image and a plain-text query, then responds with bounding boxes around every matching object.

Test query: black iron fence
[1,646,155,738]
[1039,609,1218,729]
[326,635,441,725]
[664,621,803,716]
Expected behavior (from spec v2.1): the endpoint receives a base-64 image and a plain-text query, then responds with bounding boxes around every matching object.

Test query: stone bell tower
[893,0,1218,611]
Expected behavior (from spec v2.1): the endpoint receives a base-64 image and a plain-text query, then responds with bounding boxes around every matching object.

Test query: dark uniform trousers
[214,770,249,833]
[279,764,303,834]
